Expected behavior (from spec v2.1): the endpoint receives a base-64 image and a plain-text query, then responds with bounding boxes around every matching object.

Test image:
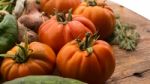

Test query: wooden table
[107,1,150,84]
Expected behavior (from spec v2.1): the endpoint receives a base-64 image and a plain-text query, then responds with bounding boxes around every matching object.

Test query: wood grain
[1,1,150,84]
[106,1,150,84]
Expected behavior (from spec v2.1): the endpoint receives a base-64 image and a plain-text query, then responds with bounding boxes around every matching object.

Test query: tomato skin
[57,40,115,84]
[1,42,56,81]
[73,2,116,39]
[38,15,96,53]
[40,0,81,15]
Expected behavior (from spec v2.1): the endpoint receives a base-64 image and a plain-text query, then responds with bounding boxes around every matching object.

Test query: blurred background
[110,0,150,20]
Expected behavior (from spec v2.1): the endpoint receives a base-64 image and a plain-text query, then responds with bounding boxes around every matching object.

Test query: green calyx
[14,31,30,63]
[14,45,28,63]
[56,9,72,25]
[0,44,30,64]
[76,32,99,54]
[85,0,107,7]
[87,0,97,6]
[84,0,97,6]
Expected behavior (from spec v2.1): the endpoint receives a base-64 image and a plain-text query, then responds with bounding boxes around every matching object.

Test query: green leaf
[109,15,140,51]
[86,47,93,55]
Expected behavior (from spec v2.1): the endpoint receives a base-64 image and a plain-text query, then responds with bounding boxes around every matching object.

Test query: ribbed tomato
[73,0,116,39]
[38,11,96,53]
[57,32,115,84]
[40,0,81,15]
[1,42,56,80]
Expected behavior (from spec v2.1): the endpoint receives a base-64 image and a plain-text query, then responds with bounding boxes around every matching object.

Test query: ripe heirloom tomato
[1,42,56,80]
[40,0,81,15]
[73,0,116,39]
[57,32,115,84]
[38,10,96,53]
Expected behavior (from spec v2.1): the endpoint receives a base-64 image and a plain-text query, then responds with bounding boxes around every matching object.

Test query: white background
[110,0,150,20]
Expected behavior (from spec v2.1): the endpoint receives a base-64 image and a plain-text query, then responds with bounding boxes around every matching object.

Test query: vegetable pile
[0,0,140,84]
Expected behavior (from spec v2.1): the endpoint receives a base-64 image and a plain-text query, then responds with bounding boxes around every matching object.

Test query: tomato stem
[85,32,91,48]
[56,9,73,25]
[76,32,99,54]
[14,30,30,63]
[14,44,28,63]
[0,54,14,58]
[56,12,66,22]
[67,9,73,21]
[87,0,97,6]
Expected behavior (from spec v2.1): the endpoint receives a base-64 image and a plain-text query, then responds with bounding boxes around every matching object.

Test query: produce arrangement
[0,0,140,84]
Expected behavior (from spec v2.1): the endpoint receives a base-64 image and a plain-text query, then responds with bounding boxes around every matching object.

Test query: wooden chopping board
[106,1,150,84]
